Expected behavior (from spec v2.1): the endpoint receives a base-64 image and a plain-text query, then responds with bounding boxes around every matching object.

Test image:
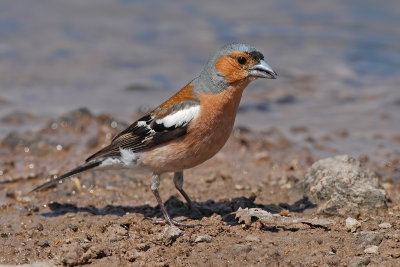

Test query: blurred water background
[0,0,399,158]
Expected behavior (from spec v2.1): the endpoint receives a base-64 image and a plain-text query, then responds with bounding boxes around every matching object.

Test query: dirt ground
[0,109,399,266]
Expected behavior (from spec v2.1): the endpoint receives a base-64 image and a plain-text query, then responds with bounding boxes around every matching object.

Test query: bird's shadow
[39,196,316,225]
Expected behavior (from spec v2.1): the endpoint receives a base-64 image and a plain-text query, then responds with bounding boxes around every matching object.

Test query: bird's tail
[31,160,102,192]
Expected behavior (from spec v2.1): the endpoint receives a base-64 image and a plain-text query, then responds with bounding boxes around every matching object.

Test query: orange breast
[142,80,250,173]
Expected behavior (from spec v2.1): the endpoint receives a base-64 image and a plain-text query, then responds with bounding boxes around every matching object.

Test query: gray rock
[297,155,388,217]
[346,217,361,232]
[356,231,383,247]
[378,222,392,229]
[160,226,182,245]
[348,256,371,267]
[364,245,379,254]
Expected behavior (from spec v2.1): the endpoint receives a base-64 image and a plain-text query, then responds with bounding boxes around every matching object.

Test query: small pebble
[161,226,182,245]
[195,235,212,243]
[364,245,379,254]
[234,184,250,190]
[68,224,79,232]
[346,217,361,232]
[234,184,244,190]
[378,222,392,229]
[32,223,44,231]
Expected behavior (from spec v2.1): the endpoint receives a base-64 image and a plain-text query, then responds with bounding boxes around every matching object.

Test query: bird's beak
[249,60,277,79]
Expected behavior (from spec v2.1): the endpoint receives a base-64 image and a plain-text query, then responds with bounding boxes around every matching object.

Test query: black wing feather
[111,114,152,142]
[85,103,197,162]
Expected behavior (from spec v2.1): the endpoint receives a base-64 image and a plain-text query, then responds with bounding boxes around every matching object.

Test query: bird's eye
[237,56,247,65]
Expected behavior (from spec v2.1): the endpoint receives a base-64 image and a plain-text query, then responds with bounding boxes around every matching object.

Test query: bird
[33,42,277,227]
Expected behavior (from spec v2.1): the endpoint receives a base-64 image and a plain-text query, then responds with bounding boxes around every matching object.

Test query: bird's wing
[85,101,200,162]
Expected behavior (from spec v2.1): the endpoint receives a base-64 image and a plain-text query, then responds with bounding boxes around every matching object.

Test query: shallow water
[0,0,399,160]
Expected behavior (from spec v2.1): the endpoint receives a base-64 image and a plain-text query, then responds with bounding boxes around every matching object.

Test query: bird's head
[195,43,277,94]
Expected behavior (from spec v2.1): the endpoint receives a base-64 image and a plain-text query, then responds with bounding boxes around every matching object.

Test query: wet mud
[0,109,399,266]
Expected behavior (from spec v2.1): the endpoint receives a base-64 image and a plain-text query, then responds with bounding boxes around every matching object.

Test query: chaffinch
[33,43,277,227]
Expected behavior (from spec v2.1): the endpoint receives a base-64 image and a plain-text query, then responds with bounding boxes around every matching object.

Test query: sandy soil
[0,109,399,266]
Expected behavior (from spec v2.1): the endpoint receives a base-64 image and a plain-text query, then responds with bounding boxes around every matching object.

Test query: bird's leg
[173,172,201,216]
[150,172,196,227]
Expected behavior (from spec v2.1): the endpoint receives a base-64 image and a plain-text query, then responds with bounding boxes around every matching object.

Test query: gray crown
[192,43,262,94]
